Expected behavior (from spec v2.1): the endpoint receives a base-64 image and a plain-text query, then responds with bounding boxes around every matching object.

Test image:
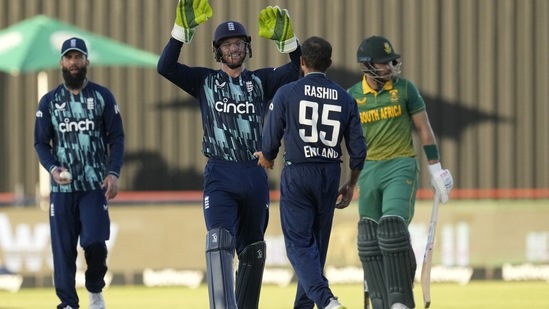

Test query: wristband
[423,144,440,161]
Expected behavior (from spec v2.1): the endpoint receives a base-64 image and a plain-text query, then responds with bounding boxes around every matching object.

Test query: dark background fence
[1,0,548,199]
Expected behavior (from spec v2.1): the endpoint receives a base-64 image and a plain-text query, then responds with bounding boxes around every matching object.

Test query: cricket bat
[364,280,370,309]
[420,195,440,309]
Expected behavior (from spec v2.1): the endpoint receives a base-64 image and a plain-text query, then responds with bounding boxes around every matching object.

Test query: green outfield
[1,281,547,308]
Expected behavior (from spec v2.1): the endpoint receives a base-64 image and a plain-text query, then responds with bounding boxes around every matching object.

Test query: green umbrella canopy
[0,15,159,75]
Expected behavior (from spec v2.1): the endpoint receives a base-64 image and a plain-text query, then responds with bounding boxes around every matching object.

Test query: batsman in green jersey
[346,36,453,309]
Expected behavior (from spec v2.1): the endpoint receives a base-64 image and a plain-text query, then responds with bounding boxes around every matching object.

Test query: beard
[62,66,87,89]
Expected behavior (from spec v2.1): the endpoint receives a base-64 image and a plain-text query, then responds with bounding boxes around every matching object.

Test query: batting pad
[235,241,266,309]
[205,228,237,309]
[358,218,388,309]
[378,216,417,309]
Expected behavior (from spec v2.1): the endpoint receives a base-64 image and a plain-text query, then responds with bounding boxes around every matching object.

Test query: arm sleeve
[406,80,426,115]
[289,44,301,69]
[157,37,204,97]
[34,93,58,173]
[261,91,287,161]
[102,89,125,177]
[260,45,301,100]
[345,97,367,171]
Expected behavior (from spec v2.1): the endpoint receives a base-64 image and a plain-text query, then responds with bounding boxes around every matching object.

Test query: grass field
[1,281,548,308]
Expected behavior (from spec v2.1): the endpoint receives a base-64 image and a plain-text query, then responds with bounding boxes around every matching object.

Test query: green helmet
[356,35,400,64]
[356,35,402,86]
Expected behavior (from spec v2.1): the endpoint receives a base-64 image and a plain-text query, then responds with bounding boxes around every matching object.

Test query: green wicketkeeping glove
[171,0,212,43]
[258,6,298,53]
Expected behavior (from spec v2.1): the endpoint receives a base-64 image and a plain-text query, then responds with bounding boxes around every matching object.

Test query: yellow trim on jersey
[361,75,394,95]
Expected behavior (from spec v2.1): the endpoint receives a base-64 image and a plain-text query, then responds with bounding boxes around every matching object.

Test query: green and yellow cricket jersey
[347,76,425,161]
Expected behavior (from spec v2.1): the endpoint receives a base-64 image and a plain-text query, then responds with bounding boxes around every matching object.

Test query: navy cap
[213,21,250,46]
[61,37,88,56]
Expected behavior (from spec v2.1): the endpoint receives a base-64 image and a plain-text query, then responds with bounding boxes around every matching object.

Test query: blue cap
[61,37,88,56]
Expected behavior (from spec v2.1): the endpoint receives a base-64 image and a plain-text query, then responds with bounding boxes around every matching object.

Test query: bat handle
[364,282,370,309]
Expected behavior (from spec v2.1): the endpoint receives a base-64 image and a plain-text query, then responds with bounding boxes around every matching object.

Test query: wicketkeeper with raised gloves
[157,1,301,308]
[347,36,454,309]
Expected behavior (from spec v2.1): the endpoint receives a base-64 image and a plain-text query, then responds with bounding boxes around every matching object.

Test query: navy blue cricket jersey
[34,80,125,192]
[157,38,301,162]
[262,72,366,170]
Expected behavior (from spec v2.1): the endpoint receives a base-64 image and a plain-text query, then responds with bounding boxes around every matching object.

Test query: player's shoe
[325,297,347,309]
[391,303,410,309]
[88,292,105,309]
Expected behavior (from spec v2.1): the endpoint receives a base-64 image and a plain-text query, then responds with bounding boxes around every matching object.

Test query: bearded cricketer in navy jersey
[255,36,367,309]
[34,37,124,309]
[157,1,301,308]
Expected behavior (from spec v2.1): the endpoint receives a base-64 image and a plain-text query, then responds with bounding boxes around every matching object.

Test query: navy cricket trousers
[50,190,110,308]
[202,158,270,255]
[279,163,341,309]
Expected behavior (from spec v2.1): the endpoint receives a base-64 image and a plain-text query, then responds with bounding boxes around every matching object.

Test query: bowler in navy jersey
[34,37,124,309]
[157,2,301,308]
[256,36,366,309]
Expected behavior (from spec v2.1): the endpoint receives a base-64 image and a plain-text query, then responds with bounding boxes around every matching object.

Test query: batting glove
[171,0,212,43]
[428,163,453,203]
[258,6,298,53]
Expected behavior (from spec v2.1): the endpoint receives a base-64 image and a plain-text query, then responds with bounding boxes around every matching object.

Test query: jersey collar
[361,75,394,94]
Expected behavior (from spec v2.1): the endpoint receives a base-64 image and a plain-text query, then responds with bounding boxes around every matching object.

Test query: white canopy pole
[36,71,50,210]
